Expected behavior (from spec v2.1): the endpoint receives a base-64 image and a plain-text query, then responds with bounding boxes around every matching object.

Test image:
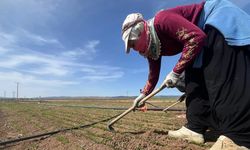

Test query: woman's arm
[141,56,162,95]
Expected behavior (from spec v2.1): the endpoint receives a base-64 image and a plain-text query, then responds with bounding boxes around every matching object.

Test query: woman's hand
[133,93,146,107]
[164,71,180,88]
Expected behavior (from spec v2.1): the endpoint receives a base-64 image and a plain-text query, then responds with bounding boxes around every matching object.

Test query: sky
[0,0,249,98]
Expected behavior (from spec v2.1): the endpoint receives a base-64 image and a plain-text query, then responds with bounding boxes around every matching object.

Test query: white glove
[164,71,180,88]
[133,93,146,107]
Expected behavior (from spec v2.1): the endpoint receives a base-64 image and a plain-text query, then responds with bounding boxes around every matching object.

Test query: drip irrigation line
[145,102,161,108]
[42,104,186,111]
[0,113,122,146]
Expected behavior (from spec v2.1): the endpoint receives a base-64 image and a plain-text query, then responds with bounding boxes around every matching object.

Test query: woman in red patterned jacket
[121,0,250,149]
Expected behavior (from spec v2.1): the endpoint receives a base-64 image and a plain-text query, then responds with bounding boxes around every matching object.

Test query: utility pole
[16,82,19,101]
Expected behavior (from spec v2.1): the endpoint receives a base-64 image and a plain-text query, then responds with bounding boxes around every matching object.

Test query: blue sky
[0,0,249,98]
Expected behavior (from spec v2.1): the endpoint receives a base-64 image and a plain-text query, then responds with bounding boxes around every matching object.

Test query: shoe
[210,135,249,150]
[168,126,204,144]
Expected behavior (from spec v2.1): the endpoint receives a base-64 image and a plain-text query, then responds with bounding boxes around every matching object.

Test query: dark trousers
[185,26,250,148]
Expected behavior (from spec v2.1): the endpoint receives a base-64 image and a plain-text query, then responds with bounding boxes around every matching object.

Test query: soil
[0,100,217,150]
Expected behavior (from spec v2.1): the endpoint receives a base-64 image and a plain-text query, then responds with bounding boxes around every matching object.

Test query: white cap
[122,13,144,54]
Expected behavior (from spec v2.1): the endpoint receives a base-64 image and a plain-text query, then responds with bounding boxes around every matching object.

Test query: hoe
[107,83,166,131]
[107,82,186,131]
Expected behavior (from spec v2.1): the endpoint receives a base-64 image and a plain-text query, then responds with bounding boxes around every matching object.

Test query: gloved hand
[164,71,180,88]
[175,71,185,92]
[133,93,146,107]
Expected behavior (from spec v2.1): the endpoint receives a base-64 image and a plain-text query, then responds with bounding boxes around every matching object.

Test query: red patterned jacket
[142,2,206,95]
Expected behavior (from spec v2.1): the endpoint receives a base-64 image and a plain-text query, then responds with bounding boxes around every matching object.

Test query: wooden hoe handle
[107,84,167,131]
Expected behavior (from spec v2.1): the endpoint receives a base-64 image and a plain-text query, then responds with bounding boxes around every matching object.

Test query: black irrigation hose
[42,104,186,111]
[0,113,122,146]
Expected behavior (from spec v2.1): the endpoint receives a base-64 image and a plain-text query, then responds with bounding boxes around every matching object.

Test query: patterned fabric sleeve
[158,12,206,74]
[174,25,206,74]
[141,56,161,95]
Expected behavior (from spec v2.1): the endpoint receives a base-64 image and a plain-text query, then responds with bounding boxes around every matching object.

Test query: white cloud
[0,71,76,86]
[0,55,124,97]
[80,64,124,81]
[0,50,124,81]
[0,53,73,76]
[0,29,107,80]
[18,29,62,46]
[0,29,124,80]
[62,40,100,60]
[0,71,78,98]
[82,72,124,81]
[85,40,99,52]
[0,32,18,48]
[0,46,10,54]
[0,28,63,58]
[0,0,127,97]
[26,65,69,77]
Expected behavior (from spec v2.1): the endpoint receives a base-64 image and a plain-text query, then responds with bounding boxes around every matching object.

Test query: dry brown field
[0,98,217,150]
